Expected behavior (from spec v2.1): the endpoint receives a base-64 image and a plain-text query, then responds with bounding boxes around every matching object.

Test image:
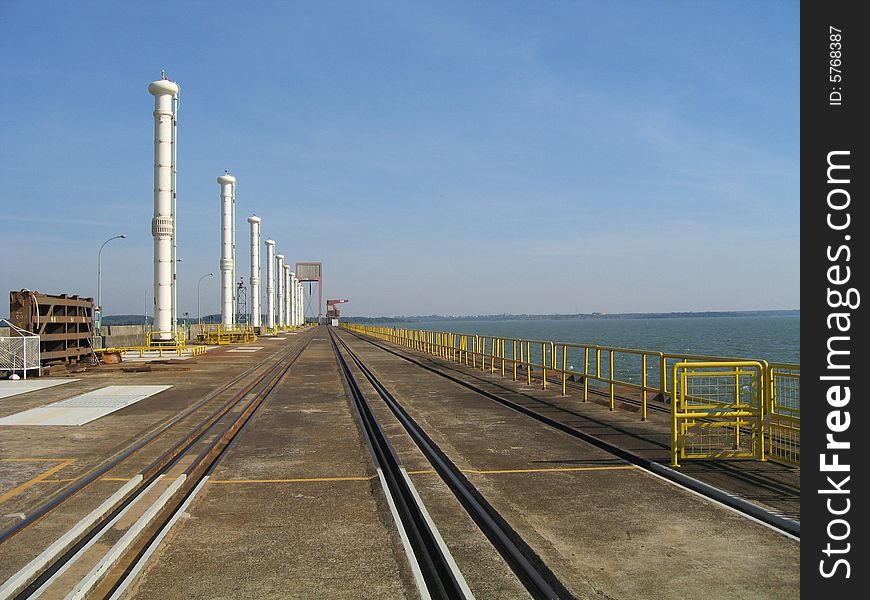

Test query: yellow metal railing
[342,324,800,467]
[671,361,764,467]
[196,324,257,345]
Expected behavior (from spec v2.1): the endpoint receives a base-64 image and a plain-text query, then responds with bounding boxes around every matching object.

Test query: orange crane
[326,299,349,324]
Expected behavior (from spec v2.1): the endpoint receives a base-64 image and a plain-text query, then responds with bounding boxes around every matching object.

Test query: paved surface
[0,326,799,599]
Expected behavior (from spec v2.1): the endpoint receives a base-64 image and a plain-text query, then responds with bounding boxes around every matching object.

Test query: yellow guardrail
[671,361,764,467]
[196,324,257,345]
[342,324,800,467]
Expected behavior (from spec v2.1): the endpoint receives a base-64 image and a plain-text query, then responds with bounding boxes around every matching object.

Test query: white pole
[247,216,262,327]
[149,75,179,341]
[276,254,285,328]
[265,240,275,330]
[218,172,236,325]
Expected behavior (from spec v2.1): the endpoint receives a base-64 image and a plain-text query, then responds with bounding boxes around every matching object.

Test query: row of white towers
[149,73,304,333]
[218,174,304,328]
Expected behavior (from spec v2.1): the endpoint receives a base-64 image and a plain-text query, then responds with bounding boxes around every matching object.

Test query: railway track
[0,332,313,599]
[340,328,800,539]
[330,329,576,600]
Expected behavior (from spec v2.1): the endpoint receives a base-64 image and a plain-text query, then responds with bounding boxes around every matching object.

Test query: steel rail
[331,330,575,600]
[0,336,307,546]
[94,333,313,599]
[342,328,801,539]
[6,333,314,599]
[330,331,468,600]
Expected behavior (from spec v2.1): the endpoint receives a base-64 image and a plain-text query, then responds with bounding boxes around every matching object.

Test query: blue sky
[0,1,799,317]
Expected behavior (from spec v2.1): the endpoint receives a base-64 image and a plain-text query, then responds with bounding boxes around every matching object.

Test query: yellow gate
[671,361,764,467]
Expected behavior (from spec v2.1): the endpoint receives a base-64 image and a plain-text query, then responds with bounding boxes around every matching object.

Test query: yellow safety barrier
[766,363,800,466]
[671,361,764,467]
[342,324,800,467]
[197,324,257,345]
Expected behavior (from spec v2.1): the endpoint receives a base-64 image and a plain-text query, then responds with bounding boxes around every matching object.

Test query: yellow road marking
[207,465,636,484]
[463,465,636,475]
[0,459,76,504]
[0,458,76,463]
[209,475,377,484]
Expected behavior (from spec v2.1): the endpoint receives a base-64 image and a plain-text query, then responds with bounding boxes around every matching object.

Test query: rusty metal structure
[326,299,348,325]
[9,290,95,365]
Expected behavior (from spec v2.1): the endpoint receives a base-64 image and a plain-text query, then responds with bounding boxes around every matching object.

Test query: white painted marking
[375,468,431,600]
[227,346,263,353]
[65,474,188,600]
[0,475,144,598]
[400,468,474,598]
[108,475,210,600]
[266,337,286,340]
[0,379,78,400]
[0,385,172,426]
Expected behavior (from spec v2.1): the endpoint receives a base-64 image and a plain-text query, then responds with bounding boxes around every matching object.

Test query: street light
[96,234,127,334]
[198,272,214,326]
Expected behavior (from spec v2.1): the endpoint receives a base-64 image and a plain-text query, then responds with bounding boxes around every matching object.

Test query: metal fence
[343,324,800,468]
[0,319,41,378]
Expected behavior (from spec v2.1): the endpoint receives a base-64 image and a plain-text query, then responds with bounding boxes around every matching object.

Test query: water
[370,314,799,365]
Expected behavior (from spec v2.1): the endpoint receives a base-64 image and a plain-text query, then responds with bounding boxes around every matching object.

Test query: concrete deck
[0,326,799,599]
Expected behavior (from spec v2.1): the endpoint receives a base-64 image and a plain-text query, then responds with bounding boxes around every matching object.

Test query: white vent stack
[148,74,180,340]
[247,216,262,327]
[297,280,303,325]
[284,266,292,327]
[218,172,237,325]
[265,239,275,329]
[288,271,299,325]
[276,254,286,328]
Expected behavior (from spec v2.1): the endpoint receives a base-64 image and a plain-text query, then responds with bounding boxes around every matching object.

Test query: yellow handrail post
[541,342,547,390]
[641,354,648,421]
[609,350,615,411]
[561,344,567,396]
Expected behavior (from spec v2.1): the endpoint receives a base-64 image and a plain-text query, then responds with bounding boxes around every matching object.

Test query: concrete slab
[122,328,411,599]
[0,385,172,426]
[0,379,78,400]
[337,329,800,600]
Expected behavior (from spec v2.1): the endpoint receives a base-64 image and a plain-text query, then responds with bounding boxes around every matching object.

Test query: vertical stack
[148,76,179,340]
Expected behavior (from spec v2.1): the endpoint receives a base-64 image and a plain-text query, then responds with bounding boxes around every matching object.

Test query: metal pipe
[218,172,236,325]
[289,272,297,326]
[148,75,179,340]
[171,89,180,336]
[247,216,261,327]
[275,254,285,328]
[264,239,275,329]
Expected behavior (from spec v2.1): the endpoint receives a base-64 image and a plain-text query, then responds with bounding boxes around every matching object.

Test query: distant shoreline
[41,309,797,328]
[344,309,800,324]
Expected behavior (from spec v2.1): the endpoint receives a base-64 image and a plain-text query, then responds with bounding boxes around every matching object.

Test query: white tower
[265,239,275,330]
[297,280,304,325]
[218,172,236,325]
[284,266,292,327]
[276,254,285,328]
[247,216,262,327]
[148,74,179,340]
[287,271,299,325]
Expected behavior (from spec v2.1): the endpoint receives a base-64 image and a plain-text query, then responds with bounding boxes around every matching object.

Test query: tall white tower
[276,254,285,328]
[247,216,261,327]
[287,271,299,325]
[148,74,179,340]
[218,172,236,325]
[284,265,292,327]
[265,239,275,330]
[296,280,304,325]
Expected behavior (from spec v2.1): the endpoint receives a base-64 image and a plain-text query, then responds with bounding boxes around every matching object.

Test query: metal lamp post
[96,234,127,335]
[198,272,214,326]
